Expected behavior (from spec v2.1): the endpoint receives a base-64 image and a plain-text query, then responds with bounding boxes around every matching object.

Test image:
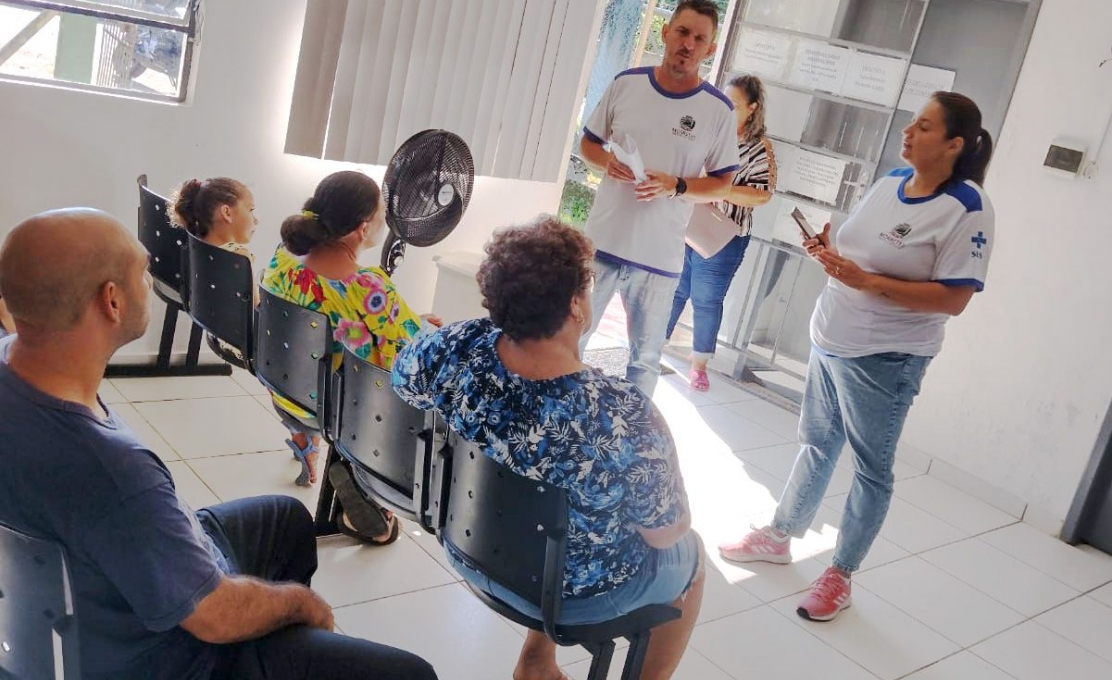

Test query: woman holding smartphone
[665,74,777,391]
[718,92,995,623]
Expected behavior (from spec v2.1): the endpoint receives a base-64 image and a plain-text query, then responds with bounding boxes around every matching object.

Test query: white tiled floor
[105,372,1112,680]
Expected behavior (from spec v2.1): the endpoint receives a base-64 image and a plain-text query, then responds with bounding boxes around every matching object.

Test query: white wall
[902,0,1112,531]
[0,0,566,359]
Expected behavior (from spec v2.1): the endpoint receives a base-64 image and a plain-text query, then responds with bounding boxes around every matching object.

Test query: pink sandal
[689,368,710,391]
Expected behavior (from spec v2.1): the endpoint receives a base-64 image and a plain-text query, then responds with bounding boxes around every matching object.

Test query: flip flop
[689,368,711,392]
[328,462,401,546]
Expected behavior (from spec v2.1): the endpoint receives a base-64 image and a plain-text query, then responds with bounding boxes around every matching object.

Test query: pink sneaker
[718,525,792,564]
[797,567,852,622]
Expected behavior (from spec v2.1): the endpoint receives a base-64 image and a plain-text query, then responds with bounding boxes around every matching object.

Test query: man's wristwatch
[672,177,688,198]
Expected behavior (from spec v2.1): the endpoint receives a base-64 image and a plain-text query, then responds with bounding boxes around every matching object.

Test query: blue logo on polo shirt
[971,231,987,259]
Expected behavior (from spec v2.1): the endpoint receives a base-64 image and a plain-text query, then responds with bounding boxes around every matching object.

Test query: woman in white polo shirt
[719,92,995,623]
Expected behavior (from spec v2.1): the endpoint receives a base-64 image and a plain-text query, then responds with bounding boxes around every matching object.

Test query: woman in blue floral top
[392,217,704,680]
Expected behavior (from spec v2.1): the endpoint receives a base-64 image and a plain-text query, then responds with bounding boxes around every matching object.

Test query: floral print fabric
[392,318,688,598]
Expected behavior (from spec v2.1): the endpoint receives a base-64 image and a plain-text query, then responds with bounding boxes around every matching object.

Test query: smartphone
[791,208,818,241]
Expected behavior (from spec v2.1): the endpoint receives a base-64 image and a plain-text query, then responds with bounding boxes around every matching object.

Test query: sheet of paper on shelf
[898,64,956,112]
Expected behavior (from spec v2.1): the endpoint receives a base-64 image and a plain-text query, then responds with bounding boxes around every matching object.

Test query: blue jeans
[580,256,680,396]
[665,236,751,358]
[772,349,931,573]
[446,530,701,625]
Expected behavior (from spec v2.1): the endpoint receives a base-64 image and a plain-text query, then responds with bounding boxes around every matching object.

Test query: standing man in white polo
[579,0,739,397]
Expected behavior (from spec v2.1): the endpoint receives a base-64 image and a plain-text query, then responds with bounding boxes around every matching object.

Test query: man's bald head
[0,208,145,332]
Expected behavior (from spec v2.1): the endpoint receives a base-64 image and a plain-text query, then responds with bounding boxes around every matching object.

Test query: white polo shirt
[811,167,994,358]
[583,67,739,276]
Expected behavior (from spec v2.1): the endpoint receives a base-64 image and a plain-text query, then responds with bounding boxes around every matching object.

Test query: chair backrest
[136,175,186,297]
[0,522,80,680]
[186,234,255,363]
[332,348,429,499]
[440,434,568,610]
[254,289,331,419]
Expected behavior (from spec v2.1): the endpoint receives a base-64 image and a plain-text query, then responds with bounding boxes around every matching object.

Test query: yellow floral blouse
[262,247,421,418]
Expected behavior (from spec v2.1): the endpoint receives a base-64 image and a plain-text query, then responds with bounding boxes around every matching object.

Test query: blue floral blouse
[392,318,688,598]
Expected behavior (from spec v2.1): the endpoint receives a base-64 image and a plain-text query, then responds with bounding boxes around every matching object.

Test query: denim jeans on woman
[772,348,930,573]
[665,236,750,359]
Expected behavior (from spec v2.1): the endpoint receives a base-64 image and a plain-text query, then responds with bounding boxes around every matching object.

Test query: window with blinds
[285,0,602,182]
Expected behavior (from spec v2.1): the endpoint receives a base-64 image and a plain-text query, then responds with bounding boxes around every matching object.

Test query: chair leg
[585,640,616,680]
[185,322,204,369]
[156,304,178,370]
[314,445,342,537]
[620,630,653,680]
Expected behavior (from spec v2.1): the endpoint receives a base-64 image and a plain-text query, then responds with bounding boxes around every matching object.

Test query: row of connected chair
[0,178,677,680]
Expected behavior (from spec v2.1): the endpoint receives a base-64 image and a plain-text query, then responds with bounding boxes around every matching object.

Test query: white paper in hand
[610,133,648,182]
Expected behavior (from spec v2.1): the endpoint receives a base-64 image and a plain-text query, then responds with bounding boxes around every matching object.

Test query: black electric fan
[380,130,475,275]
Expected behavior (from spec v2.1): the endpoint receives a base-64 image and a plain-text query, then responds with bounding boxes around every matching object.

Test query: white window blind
[285,0,601,182]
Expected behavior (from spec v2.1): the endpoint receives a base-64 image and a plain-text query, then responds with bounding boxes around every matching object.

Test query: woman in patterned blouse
[666,74,777,391]
[263,170,437,545]
[393,217,704,680]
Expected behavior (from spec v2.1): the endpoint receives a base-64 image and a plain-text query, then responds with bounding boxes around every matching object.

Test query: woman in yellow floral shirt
[263,170,437,545]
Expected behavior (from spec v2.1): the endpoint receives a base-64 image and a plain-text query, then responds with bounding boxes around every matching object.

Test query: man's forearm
[580,137,611,172]
[182,577,322,644]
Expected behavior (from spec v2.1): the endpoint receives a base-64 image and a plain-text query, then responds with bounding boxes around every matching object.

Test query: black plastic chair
[106,175,230,379]
[437,435,681,680]
[185,233,255,371]
[0,521,81,680]
[316,347,443,534]
[254,289,332,432]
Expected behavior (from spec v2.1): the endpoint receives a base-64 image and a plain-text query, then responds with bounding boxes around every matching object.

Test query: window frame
[0,0,200,102]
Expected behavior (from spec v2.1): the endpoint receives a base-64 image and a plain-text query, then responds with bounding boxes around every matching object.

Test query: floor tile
[732,442,801,481]
[903,651,1017,680]
[723,398,801,443]
[690,606,878,680]
[112,375,247,402]
[708,551,830,604]
[313,534,456,608]
[186,449,320,510]
[110,402,179,462]
[971,621,1112,680]
[165,461,220,508]
[691,404,788,452]
[864,497,969,554]
[979,523,1112,592]
[1034,595,1112,664]
[922,538,1079,617]
[855,557,1025,646]
[333,583,528,680]
[253,393,282,421]
[698,564,764,624]
[771,585,960,680]
[99,380,127,404]
[1090,581,1112,607]
[230,367,270,395]
[894,476,1018,536]
[135,395,289,458]
[399,519,459,578]
[657,373,718,408]
[807,505,911,573]
[563,645,733,680]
